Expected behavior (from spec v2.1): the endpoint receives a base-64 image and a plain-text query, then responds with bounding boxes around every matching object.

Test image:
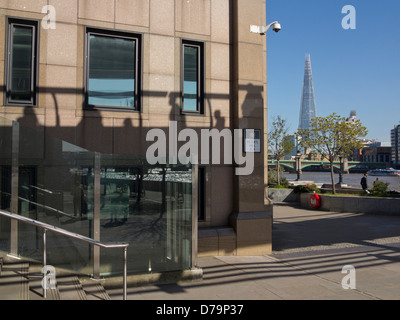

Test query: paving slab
[107,203,400,301]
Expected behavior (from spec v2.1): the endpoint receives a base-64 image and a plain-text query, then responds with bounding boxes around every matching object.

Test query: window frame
[84,27,142,112]
[4,17,39,107]
[181,40,205,115]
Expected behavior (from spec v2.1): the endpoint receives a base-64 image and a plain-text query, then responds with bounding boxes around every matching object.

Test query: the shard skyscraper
[299,54,317,130]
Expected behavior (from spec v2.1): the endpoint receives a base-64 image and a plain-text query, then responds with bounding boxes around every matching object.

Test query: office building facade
[391,125,400,168]
[0,0,271,279]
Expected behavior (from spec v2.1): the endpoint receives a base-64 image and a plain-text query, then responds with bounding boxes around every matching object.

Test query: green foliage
[268,116,295,160]
[293,184,320,193]
[295,113,368,194]
[270,184,288,189]
[268,116,295,185]
[296,113,368,163]
[268,167,290,188]
[371,180,390,197]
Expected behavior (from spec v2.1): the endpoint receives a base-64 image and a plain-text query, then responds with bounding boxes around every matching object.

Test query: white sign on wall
[243,129,261,153]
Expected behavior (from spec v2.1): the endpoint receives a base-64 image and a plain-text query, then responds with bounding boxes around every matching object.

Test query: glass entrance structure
[0,116,194,277]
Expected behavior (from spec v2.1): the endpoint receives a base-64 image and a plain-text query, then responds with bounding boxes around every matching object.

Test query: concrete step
[0,257,29,300]
[80,278,111,300]
[28,264,60,300]
[57,275,87,300]
[0,256,111,300]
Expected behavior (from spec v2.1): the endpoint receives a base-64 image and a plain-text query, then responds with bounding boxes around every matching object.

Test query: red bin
[309,193,321,209]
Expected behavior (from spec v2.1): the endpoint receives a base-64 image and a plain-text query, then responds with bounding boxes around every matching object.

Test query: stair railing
[0,209,129,300]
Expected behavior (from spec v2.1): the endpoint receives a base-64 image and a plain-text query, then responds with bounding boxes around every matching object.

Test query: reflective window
[182,42,203,113]
[86,30,140,110]
[5,19,38,105]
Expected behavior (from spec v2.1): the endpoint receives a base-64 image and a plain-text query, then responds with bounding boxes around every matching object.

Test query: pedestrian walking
[360,173,369,194]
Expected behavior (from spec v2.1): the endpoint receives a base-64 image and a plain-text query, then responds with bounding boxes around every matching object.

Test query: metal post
[339,157,343,184]
[93,152,101,279]
[43,229,47,298]
[191,164,198,269]
[295,151,301,181]
[123,247,127,300]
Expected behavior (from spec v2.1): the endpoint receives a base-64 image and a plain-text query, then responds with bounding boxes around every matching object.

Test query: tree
[296,113,367,194]
[268,116,295,185]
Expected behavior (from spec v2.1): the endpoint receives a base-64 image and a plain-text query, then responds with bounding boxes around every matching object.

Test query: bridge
[267,159,387,172]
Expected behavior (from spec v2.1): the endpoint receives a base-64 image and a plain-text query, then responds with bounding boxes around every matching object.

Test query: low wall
[268,188,300,203]
[300,193,400,216]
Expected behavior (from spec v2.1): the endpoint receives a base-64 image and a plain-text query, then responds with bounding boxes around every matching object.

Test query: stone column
[229,0,272,255]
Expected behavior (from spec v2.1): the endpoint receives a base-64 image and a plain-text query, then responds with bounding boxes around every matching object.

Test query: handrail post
[43,229,47,299]
[93,152,101,279]
[123,247,127,300]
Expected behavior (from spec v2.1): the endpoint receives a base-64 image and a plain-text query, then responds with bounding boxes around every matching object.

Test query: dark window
[198,167,206,221]
[182,41,204,113]
[85,29,141,111]
[5,19,38,106]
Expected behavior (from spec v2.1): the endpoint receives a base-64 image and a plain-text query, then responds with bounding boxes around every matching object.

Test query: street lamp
[295,150,302,181]
[338,155,343,185]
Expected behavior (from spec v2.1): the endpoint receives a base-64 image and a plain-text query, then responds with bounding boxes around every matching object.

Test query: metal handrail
[0,209,129,300]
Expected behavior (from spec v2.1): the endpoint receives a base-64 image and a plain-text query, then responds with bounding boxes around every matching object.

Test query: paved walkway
[108,203,400,300]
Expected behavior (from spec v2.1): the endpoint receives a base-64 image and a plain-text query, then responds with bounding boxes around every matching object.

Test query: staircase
[0,255,111,300]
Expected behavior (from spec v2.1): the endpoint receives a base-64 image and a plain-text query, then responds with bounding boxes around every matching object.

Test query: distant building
[362,146,391,166]
[344,111,363,161]
[350,138,377,161]
[346,110,357,123]
[391,125,400,168]
[298,54,317,130]
[285,135,298,159]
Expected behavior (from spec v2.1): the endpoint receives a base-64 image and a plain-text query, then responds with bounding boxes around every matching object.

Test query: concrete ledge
[198,229,219,256]
[230,211,272,255]
[198,211,273,256]
[198,227,237,257]
[268,188,299,203]
[217,228,237,256]
[300,193,400,216]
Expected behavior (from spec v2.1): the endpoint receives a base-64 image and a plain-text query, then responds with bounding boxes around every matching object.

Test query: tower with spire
[299,54,317,130]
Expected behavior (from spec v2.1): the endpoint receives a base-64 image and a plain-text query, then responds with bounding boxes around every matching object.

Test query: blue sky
[266,0,400,143]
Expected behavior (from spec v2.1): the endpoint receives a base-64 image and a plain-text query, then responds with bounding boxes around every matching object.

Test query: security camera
[250,21,282,35]
[272,22,281,33]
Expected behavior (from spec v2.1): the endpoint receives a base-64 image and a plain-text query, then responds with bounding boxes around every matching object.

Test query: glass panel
[10,25,34,102]
[0,117,13,253]
[16,123,94,269]
[183,45,199,112]
[0,116,192,276]
[97,157,192,275]
[88,34,136,108]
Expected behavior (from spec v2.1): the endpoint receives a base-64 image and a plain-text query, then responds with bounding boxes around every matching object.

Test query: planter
[300,193,400,216]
